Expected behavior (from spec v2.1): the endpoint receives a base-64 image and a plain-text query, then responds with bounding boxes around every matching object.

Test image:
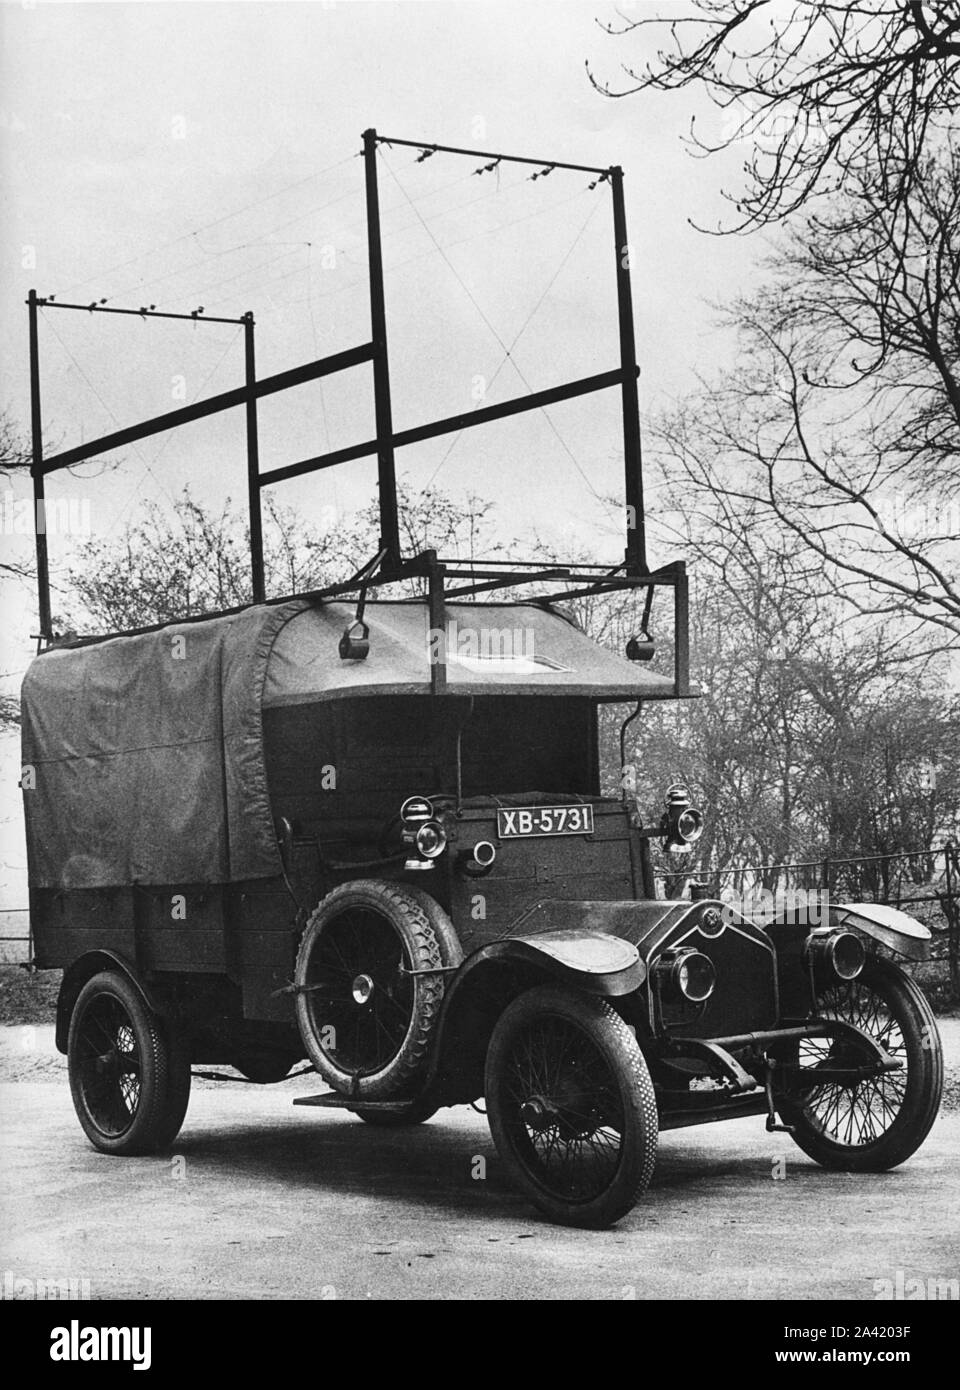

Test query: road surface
[1,1023,958,1300]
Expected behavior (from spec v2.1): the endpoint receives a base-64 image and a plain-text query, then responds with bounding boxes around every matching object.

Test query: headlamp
[661,784,704,853]
[399,795,447,870]
[654,947,716,1003]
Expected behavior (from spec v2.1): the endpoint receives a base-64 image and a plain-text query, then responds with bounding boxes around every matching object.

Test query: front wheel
[778,955,942,1171]
[67,971,191,1155]
[485,985,658,1228]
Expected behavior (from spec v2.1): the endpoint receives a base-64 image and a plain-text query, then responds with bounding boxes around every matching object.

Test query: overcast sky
[0,0,759,903]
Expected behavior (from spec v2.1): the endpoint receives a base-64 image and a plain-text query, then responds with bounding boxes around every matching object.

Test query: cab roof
[263,600,681,704]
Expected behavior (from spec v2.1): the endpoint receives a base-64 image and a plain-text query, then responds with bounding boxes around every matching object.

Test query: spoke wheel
[778,955,942,1171]
[295,882,444,1100]
[486,985,658,1228]
[68,971,190,1155]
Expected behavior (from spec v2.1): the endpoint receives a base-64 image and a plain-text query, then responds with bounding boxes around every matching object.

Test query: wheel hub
[93,1048,118,1077]
[351,973,376,1005]
[520,1094,560,1132]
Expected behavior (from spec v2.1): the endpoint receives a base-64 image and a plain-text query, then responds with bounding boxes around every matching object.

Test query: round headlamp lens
[414,820,447,859]
[677,950,716,1002]
[676,808,704,843]
[831,931,866,981]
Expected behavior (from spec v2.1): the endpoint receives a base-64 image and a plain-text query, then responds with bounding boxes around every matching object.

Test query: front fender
[462,929,646,997]
[830,903,932,961]
[423,929,645,1105]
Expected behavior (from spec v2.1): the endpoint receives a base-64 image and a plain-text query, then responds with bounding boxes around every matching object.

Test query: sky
[0,0,758,907]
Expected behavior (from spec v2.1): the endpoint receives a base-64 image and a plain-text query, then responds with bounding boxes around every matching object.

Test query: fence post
[943,842,959,1000]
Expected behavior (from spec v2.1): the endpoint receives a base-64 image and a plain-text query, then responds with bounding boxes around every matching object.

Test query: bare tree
[649,148,960,640]
[588,0,960,231]
[1,410,34,585]
[0,409,31,477]
[615,526,959,887]
[64,482,506,632]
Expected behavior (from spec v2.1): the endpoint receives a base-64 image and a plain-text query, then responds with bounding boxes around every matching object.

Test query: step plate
[293,1092,415,1113]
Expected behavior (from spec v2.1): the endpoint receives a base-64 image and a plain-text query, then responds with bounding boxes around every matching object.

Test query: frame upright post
[243,312,266,603]
[673,562,690,698]
[27,289,52,644]
[426,551,447,694]
[609,167,647,576]
[363,128,401,569]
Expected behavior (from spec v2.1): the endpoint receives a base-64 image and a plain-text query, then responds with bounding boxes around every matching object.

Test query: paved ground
[1,1023,958,1301]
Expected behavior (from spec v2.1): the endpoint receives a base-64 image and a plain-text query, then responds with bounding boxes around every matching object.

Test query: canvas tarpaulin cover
[263,601,680,704]
[21,600,309,890]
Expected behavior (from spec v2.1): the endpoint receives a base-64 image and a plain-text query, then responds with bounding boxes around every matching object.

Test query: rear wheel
[295,881,445,1100]
[778,956,942,1171]
[485,985,658,1228]
[67,971,190,1155]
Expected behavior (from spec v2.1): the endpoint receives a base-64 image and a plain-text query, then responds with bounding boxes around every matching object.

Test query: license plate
[496,805,595,839]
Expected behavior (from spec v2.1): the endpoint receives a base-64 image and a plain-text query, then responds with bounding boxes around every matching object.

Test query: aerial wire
[378,149,607,505]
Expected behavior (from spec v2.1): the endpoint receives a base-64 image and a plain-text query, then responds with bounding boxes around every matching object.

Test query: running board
[293,1092,418,1114]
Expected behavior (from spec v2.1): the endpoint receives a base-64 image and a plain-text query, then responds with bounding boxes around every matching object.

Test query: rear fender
[55,950,160,1054]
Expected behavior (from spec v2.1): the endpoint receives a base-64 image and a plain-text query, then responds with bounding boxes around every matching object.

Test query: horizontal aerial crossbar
[376,134,611,177]
[259,366,635,487]
[38,342,375,476]
[34,298,248,327]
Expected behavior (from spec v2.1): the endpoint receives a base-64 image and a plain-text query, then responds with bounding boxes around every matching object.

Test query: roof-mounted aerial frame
[27,127,688,695]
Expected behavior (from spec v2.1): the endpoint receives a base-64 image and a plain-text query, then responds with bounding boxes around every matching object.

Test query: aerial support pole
[610,167,647,575]
[426,552,447,695]
[243,312,265,603]
[363,128,401,569]
[28,289,52,644]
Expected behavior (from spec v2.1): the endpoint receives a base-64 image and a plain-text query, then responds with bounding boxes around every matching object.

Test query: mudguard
[830,902,932,961]
[55,949,159,1053]
[457,928,645,997]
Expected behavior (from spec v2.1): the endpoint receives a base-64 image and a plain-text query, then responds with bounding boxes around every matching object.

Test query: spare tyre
[295,880,446,1100]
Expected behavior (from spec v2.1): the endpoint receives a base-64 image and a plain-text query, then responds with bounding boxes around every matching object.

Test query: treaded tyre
[778,955,943,1171]
[295,880,445,1100]
[485,985,658,1228]
[67,970,191,1155]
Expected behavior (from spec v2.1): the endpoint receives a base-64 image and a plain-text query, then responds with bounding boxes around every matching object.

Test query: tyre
[354,1100,439,1127]
[295,881,445,1100]
[778,955,943,1171]
[485,985,658,1228]
[67,970,191,1155]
